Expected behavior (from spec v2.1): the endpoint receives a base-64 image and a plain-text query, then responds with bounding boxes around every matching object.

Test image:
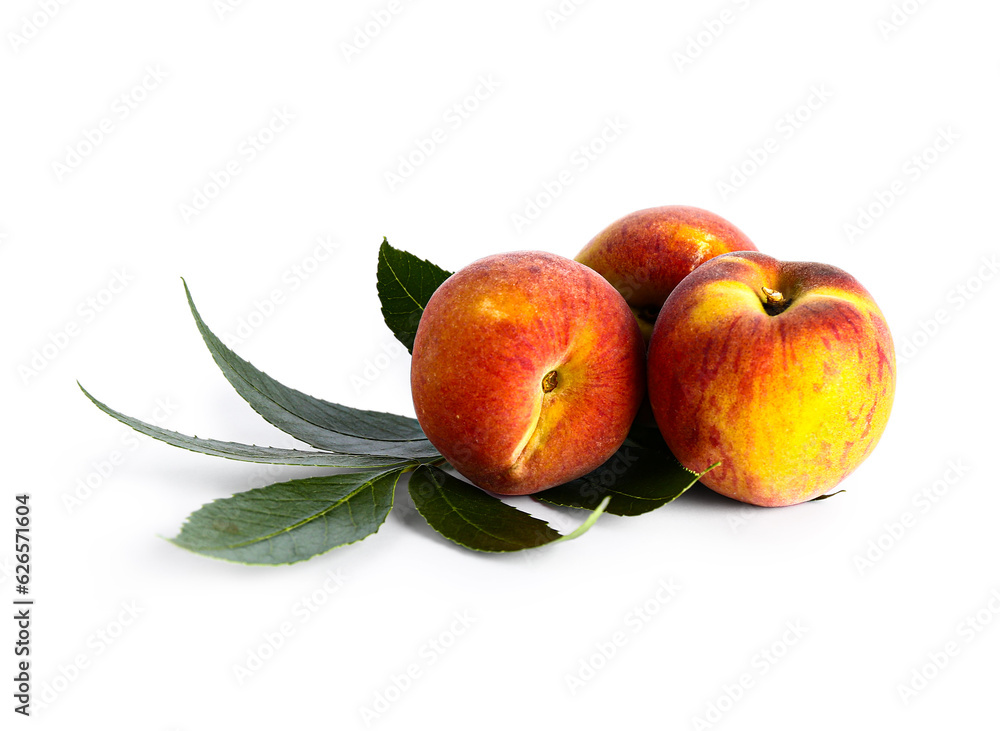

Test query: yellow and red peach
[647,251,895,507]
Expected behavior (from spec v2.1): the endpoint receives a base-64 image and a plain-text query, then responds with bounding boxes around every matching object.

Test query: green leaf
[809,490,846,502]
[80,384,410,469]
[408,465,607,553]
[551,495,612,544]
[171,468,405,565]
[536,427,719,516]
[376,238,453,353]
[182,280,440,460]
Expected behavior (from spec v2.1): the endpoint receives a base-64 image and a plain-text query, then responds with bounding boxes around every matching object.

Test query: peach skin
[647,251,895,506]
[410,251,646,495]
[576,205,757,339]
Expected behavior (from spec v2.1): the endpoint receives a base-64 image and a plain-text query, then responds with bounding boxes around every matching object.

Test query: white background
[3,1,999,728]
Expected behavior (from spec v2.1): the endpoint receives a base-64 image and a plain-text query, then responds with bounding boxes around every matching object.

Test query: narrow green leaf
[536,428,718,516]
[171,468,404,565]
[408,465,606,553]
[182,280,440,460]
[81,384,410,469]
[376,238,453,353]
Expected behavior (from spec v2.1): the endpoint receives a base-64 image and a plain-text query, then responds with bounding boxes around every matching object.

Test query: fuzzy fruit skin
[410,251,646,496]
[576,205,757,339]
[647,251,895,507]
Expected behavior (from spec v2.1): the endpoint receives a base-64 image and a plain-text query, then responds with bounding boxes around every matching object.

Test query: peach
[647,251,895,506]
[410,251,645,495]
[576,205,757,339]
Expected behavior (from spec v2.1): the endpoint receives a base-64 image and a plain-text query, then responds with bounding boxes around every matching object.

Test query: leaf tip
[78,382,101,406]
[555,494,611,545]
[809,489,847,502]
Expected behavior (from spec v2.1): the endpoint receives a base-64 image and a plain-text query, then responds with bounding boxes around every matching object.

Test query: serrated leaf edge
[411,466,609,553]
[181,278,437,458]
[167,468,407,566]
[80,382,413,469]
[378,238,434,318]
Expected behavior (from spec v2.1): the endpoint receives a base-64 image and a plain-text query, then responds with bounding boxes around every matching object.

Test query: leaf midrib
[380,245,426,313]
[422,468,555,550]
[181,469,400,551]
